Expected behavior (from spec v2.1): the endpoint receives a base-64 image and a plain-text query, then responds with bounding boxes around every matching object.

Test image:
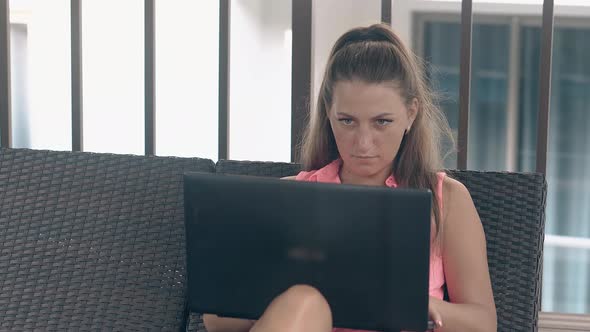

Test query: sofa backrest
[0,148,215,331]
[0,151,546,332]
[215,160,547,332]
[447,170,546,331]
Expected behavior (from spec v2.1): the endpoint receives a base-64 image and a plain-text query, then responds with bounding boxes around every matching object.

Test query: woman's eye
[376,119,393,126]
[339,118,353,125]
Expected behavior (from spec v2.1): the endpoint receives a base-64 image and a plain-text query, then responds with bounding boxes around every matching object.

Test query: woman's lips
[352,155,377,159]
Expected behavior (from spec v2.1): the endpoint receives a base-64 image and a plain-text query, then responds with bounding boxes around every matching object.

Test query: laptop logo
[287,247,326,263]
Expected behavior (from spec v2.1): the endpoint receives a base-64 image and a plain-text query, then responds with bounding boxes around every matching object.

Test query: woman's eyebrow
[371,112,394,119]
[335,112,395,120]
[335,112,356,118]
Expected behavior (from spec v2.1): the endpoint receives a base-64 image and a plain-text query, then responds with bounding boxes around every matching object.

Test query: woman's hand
[428,296,444,330]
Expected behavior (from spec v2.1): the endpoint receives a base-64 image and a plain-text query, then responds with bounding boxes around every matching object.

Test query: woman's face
[328,80,417,180]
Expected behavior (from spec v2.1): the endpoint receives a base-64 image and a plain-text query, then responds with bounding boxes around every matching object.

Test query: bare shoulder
[442,175,472,203]
[441,175,478,226]
[281,175,297,180]
[443,176,469,195]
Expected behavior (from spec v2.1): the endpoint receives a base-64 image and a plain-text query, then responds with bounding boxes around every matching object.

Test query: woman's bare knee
[283,285,329,310]
[251,284,332,332]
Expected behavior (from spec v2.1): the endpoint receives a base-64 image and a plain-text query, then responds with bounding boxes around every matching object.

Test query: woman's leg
[251,285,332,332]
[203,285,332,332]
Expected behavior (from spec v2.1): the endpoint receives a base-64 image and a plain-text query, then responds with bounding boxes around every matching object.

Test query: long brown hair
[299,24,455,236]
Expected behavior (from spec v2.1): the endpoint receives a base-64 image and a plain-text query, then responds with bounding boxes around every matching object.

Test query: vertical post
[381,0,391,26]
[218,0,230,160]
[505,17,521,172]
[535,0,555,314]
[536,0,554,174]
[71,0,83,151]
[0,0,12,148]
[145,0,156,156]
[291,0,312,162]
[457,0,473,170]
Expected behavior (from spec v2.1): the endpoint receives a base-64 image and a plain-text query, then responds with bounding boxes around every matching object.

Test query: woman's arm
[433,177,497,331]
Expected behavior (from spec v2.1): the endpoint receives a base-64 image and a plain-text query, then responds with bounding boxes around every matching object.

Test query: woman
[204,23,497,332]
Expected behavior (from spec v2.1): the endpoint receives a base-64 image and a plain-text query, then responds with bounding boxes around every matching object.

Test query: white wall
[82,0,144,155]
[311,0,381,108]
[10,24,29,148]
[155,0,219,160]
[229,0,292,162]
[10,0,71,151]
[9,0,221,158]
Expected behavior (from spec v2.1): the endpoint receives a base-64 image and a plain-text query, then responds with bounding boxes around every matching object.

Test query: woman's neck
[338,164,392,187]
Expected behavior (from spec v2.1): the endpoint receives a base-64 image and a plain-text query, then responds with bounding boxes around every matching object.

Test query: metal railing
[0,0,11,148]
[0,0,554,174]
[70,0,82,151]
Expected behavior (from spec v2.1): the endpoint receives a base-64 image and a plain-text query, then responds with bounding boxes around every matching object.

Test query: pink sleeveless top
[295,159,446,332]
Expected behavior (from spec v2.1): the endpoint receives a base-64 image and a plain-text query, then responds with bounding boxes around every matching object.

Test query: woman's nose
[354,127,373,151]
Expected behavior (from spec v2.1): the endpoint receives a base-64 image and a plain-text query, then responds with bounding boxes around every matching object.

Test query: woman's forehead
[331,80,406,115]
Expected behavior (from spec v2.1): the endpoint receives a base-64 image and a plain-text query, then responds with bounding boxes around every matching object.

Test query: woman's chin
[348,162,384,176]
[343,157,392,177]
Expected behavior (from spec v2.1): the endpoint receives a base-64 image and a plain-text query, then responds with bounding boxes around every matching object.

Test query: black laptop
[184,172,434,331]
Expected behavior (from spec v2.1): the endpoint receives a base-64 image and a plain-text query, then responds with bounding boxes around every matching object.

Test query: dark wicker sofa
[0,148,546,331]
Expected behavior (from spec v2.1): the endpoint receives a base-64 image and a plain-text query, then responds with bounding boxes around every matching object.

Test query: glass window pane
[229,0,292,162]
[395,1,462,169]
[543,242,590,313]
[155,0,218,160]
[468,22,510,171]
[423,19,511,171]
[541,24,590,314]
[82,0,144,155]
[518,25,541,173]
[422,20,460,169]
[9,0,71,151]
